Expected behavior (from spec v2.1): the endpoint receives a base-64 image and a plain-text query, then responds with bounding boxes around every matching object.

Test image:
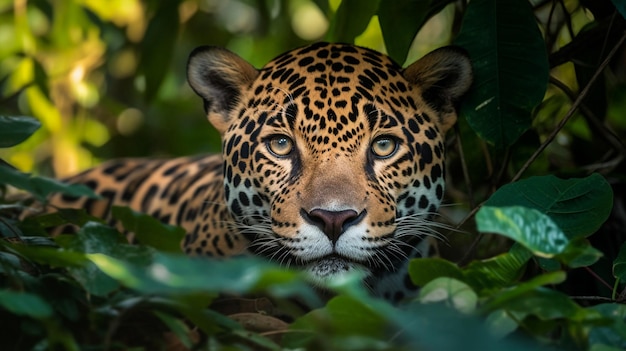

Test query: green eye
[371,137,397,158]
[267,135,294,157]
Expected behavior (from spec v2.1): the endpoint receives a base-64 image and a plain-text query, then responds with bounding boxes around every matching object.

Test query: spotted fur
[43,43,472,300]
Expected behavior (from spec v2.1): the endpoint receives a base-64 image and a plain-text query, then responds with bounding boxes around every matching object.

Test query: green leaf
[6,244,88,268]
[476,206,568,257]
[63,222,154,296]
[463,243,533,293]
[500,287,586,321]
[485,309,519,338]
[86,251,320,305]
[0,290,54,319]
[588,304,626,350]
[484,174,613,239]
[613,242,626,280]
[112,206,184,253]
[377,0,431,64]
[0,165,99,202]
[481,271,566,313]
[409,257,464,286]
[326,0,380,43]
[0,116,41,147]
[557,238,603,268]
[419,277,478,314]
[139,0,180,102]
[455,0,549,147]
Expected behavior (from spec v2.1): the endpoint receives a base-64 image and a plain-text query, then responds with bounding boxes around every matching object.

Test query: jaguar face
[187,42,472,284]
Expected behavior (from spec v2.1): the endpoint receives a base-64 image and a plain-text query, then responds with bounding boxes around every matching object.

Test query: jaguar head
[187,42,472,284]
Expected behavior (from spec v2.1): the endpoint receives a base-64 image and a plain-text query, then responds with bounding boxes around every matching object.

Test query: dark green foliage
[455,0,550,147]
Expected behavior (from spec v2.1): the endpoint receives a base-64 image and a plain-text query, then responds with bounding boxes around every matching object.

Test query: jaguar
[42,42,472,301]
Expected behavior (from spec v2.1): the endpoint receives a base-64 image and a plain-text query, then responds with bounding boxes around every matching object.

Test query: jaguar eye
[371,137,398,158]
[267,135,294,157]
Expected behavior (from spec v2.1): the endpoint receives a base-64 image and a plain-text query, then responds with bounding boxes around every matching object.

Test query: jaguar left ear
[403,46,473,133]
[187,46,259,134]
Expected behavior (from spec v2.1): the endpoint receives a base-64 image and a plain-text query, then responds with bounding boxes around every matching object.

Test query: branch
[512,31,626,183]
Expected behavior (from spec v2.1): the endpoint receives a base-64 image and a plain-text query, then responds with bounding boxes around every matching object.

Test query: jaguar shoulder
[41,42,472,301]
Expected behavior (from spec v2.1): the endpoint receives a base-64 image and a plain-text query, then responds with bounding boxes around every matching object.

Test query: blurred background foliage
[0,0,456,178]
[0,0,624,253]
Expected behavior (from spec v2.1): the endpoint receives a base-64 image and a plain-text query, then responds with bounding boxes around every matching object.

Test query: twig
[512,31,626,183]
[584,266,614,291]
[569,296,615,302]
[454,124,475,209]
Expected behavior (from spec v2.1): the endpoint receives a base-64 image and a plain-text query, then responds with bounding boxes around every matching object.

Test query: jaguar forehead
[248,43,412,154]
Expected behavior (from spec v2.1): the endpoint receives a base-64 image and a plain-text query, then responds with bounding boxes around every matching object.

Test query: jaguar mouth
[303,254,369,283]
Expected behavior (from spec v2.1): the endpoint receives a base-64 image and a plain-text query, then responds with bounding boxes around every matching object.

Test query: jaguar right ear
[187,46,259,134]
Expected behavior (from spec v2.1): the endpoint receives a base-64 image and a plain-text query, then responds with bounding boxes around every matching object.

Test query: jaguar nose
[301,208,366,244]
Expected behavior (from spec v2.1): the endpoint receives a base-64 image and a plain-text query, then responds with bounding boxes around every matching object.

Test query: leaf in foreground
[485,174,613,239]
[0,115,41,147]
[0,290,53,318]
[477,206,568,258]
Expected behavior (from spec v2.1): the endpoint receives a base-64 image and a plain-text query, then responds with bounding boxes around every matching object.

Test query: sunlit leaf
[485,174,613,239]
[86,251,320,305]
[476,206,568,257]
[326,0,380,43]
[419,277,478,314]
[455,0,549,147]
[463,243,533,293]
[485,309,519,338]
[377,0,431,64]
[0,116,41,147]
[0,290,53,319]
[63,222,154,296]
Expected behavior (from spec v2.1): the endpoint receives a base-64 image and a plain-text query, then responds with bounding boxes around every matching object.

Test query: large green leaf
[87,251,320,305]
[499,287,592,321]
[477,206,568,258]
[408,257,464,286]
[112,206,184,253]
[484,174,613,239]
[138,0,181,102]
[419,277,478,314]
[480,271,566,313]
[455,0,549,147]
[377,0,431,64]
[463,243,533,292]
[0,116,41,147]
[326,0,380,43]
[0,290,53,319]
[0,165,99,202]
[588,304,626,349]
[62,222,154,296]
